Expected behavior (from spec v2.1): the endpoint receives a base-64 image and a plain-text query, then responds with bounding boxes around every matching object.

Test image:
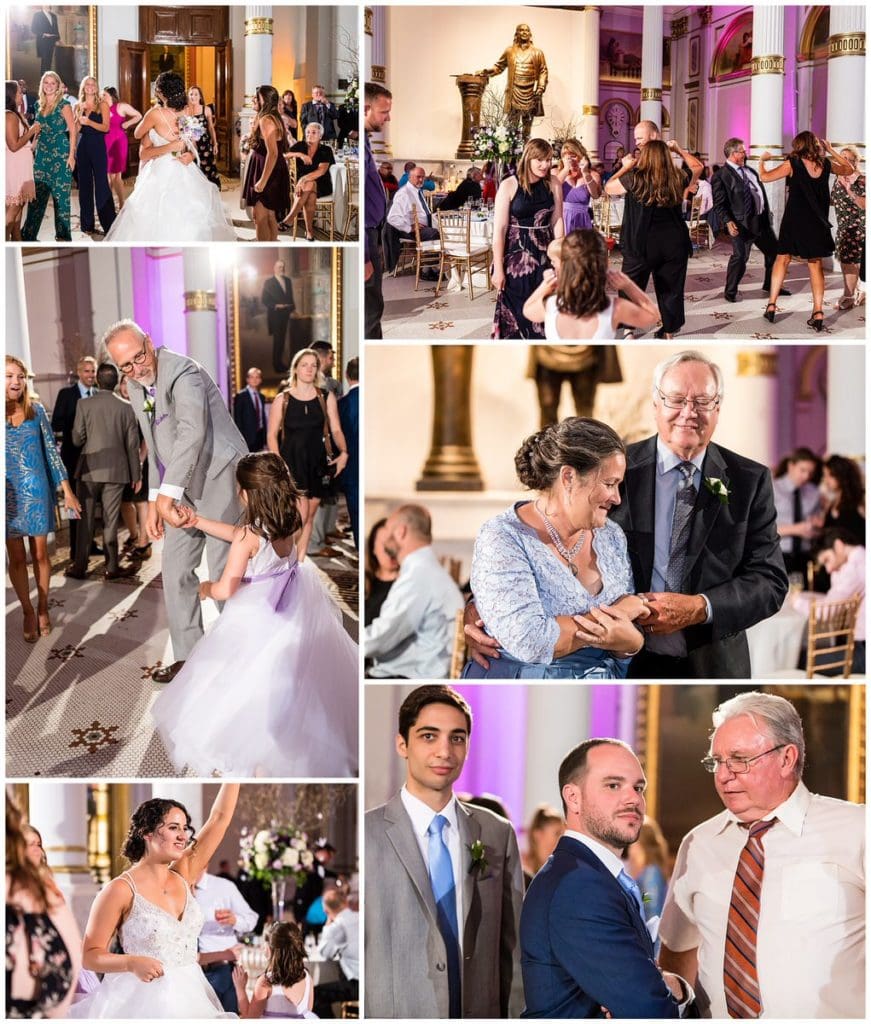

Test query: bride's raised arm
[176,783,240,882]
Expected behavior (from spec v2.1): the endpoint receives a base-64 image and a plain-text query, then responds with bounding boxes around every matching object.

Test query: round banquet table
[746,602,808,676]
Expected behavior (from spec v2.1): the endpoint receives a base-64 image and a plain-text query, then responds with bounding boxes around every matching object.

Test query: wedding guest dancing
[104,320,248,683]
[492,137,564,339]
[232,923,316,1018]
[242,84,291,242]
[759,131,853,331]
[151,453,358,778]
[101,87,141,211]
[556,138,601,232]
[69,784,240,1019]
[605,139,702,339]
[74,77,116,235]
[462,417,650,679]
[831,145,866,310]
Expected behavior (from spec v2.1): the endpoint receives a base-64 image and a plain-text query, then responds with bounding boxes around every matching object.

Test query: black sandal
[807,309,825,332]
[763,302,777,324]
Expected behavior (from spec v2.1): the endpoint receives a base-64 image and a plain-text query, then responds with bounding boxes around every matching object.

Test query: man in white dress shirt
[387,166,440,241]
[659,691,865,1018]
[313,887,359,1017]
[194,870,260,1012]
[365,504,464,679]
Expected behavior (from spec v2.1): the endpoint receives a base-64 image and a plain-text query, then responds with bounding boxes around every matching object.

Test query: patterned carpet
[381,241,867,339]
[6,523,359,779]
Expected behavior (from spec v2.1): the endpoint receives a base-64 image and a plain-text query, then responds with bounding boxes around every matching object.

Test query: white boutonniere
[468,840,489,876]
[143,395,155,415]
[704,476,730,505]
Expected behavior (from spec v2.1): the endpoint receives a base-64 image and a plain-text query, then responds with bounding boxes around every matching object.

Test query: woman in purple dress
[242,85,290,241]
[492,137,564,339]
[557,138,601,232]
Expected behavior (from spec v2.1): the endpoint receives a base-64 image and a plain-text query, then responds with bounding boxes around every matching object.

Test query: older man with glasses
[658,690,864,1018]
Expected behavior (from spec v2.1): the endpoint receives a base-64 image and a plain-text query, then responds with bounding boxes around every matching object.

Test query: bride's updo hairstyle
[155,72,187,111]
[515,417,625,492]
[263,922,307,988]
[237,452,303,541]
[122,797,196,862]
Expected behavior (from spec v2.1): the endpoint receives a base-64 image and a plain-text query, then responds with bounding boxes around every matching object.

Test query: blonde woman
[831,145,866,309]
[21,70,76,240]
[557,138,601,232]
[75,76,115,234]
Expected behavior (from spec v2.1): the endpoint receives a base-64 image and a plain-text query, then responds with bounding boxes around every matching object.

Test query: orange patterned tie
[724,818,776,1017]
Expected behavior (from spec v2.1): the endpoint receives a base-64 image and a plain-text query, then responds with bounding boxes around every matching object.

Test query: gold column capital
[641,88,663,102]
[582,104,600,116]
[698,6,713,26]
[737,350,778,376]
[829,32,866,59]
[751,55,785,76]
[671,16,688,39]
[244,17,273,36]
[371,64,386,84]
[184,290,217,313]
[364,7,373,36]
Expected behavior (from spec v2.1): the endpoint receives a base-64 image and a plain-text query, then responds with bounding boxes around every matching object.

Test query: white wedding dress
[69,873,235,1019]
[104,128,236,242]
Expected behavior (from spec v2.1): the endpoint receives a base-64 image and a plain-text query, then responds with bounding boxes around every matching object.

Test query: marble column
[522,685,591,823]
[826,6,865,169]
[640,6,664,128]
[732,349,779,468]
[6,249,32,367]
[749,7,786,227]
[578,7,601,160]
[367,6,390,156]
[182,249,219,386]
[826,347,865,456]
[26,784,100,934]
[241,7,274,142]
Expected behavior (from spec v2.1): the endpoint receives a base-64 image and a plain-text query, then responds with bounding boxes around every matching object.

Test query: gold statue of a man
[478,24,548,140]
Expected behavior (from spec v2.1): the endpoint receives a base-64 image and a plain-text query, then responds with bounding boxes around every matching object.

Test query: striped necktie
[665,461,697,592]
[724,818,776,1017]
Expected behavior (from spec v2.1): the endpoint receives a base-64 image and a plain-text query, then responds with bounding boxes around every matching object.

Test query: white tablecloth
[329,161,350,237]
[746,602,807,676]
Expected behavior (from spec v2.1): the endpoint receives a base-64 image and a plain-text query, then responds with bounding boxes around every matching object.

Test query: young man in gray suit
[365,685,524,1018]
[104,319,248,683]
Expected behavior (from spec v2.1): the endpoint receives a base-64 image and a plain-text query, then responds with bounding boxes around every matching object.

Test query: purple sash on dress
[241,563,299,611]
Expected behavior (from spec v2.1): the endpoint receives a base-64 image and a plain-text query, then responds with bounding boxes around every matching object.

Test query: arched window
[709,12,754,83]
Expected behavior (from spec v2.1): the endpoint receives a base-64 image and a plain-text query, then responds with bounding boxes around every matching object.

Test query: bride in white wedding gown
[69,784,240,1019]
[105,71,235,242]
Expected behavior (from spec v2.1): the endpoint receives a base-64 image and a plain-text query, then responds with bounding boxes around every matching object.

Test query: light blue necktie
[617,868,645,918]
[427,814,461,1016]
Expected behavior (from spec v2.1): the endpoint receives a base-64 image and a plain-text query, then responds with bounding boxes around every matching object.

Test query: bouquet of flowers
[471,123,524,164]
[344,78,358,108]
[239,823,315,890]
[177,114,206,146]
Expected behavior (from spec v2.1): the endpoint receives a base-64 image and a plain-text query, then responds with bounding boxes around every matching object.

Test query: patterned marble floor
[6,529,359,779]
[380,242,867,340]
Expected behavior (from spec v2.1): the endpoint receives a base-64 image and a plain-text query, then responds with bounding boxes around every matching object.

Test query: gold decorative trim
[641,88,663,101]
[45,845,88,854]
[829,142,866,149]
[184,290,217,313]
[331,248,344,368]
[364,7,373,36]
[582,105,600,116]
[371,64,386,84]
[671,16,688,39]
[751,55,785,76]
[244,17,274,36]
[737,350,778,376]
[829,32,865,59]
[847,685,865,804]
[50,866,93,875]
[635,686,661,819]
[698,6,713,26]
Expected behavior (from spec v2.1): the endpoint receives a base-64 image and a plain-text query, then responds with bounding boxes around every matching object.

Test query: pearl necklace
[535,501,585,576]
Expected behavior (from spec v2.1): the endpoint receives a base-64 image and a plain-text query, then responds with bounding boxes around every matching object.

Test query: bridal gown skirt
[69,963,235,1019]
[104,153,236,242]
[152,560,358,777]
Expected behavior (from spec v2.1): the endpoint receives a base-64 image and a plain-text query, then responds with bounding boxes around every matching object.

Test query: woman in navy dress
[760,131,853,331]
[5,356,81,642]
[75,77,116,234]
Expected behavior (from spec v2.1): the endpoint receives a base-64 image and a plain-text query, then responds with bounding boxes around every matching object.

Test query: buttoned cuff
[700,594,712,623]
[158,483,185,501]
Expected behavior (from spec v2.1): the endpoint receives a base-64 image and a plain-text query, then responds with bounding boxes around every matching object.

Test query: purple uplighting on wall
[131,248,187,355]
[215,266,229,402]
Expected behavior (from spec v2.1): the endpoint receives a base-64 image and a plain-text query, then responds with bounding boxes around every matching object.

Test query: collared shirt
[400,786,464,951]
[398,172,436,191]
[563,829,624,878]
[726,159,765,216]
[194,873,259,954]
[365,545,464,678]
[772,475,821,554]
[77,381,94,399]
[660,781,865,1018]
[648,438,711,656]
[317,907,360,980]
[792,545,866,641]
[387,181,432,234]
[247,385,264,430]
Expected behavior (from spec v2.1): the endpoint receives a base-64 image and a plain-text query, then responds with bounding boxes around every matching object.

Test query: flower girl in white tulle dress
[232,923,318,1019]
[151,453,358,778]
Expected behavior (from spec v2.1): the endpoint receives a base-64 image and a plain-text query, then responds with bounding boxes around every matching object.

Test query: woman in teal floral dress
[832,145,866,310]
[5,356,80,642]
[21,71,76,242]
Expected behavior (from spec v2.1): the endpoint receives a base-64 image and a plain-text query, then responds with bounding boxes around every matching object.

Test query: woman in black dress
[821,455,865,543]
[492,137,564,339]
[605,138,702,338]
[760,131,853,331]
[266,348,349,561]
[242,84,290,241]
[364,518,399,626]
[282,121,335,241]
[279,89,298,143]
[184,85,221,189]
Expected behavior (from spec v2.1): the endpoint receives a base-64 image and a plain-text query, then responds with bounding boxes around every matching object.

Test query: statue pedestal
[453,74,488,160]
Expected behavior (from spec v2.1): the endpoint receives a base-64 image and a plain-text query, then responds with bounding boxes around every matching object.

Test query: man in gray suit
[65,362,141,581]
[365,684,524,1018]
[104,320,248,683]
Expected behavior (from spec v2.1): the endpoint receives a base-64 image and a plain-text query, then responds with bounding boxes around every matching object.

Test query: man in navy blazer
[520,739,689,1019]
[232,366,266,452]
[338,357,359,549]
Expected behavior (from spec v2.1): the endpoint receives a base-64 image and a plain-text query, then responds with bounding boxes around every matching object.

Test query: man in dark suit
[338,357,359,549]
[65,363,140,580]
[261,259,295,373]
[18,80,37,124]
[232,366,266,452]
[610,350,788,678]
[364,83,392,339]
[294,839,339,936]
[300,85,339,143]
[52,355,98,556]
[31,7,60,75]
[712,138,791,302]
[437,167,483,212]
[521,738,687,1018]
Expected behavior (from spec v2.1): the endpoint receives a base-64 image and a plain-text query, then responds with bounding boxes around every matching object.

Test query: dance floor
[381,244,867,340]
[5,525,358,778]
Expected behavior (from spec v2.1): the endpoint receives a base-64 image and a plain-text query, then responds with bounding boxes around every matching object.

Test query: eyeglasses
[656,388,720,411]
[700,744,786,774]
[117,338,150,376]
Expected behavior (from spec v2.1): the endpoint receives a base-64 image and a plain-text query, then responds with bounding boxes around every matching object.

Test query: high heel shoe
[38,613,52,637]
[807,309,825,332]
[23,612,38,644]
[763,302,777,324]
[131,542,152,561]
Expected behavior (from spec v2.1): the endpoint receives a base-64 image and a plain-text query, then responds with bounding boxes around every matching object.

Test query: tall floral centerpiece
[239,824,315,924]
[471,123,524,184]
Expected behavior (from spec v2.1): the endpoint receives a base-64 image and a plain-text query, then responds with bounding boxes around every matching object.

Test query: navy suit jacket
[51,383,84,476]
[337,386,358,495]
[520,836,680,1019]
[233,388,266,452]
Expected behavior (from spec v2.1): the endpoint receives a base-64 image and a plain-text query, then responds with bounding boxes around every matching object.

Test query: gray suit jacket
[365,794,524,1019]
[126,348,248,502]
[71,390,140,484]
